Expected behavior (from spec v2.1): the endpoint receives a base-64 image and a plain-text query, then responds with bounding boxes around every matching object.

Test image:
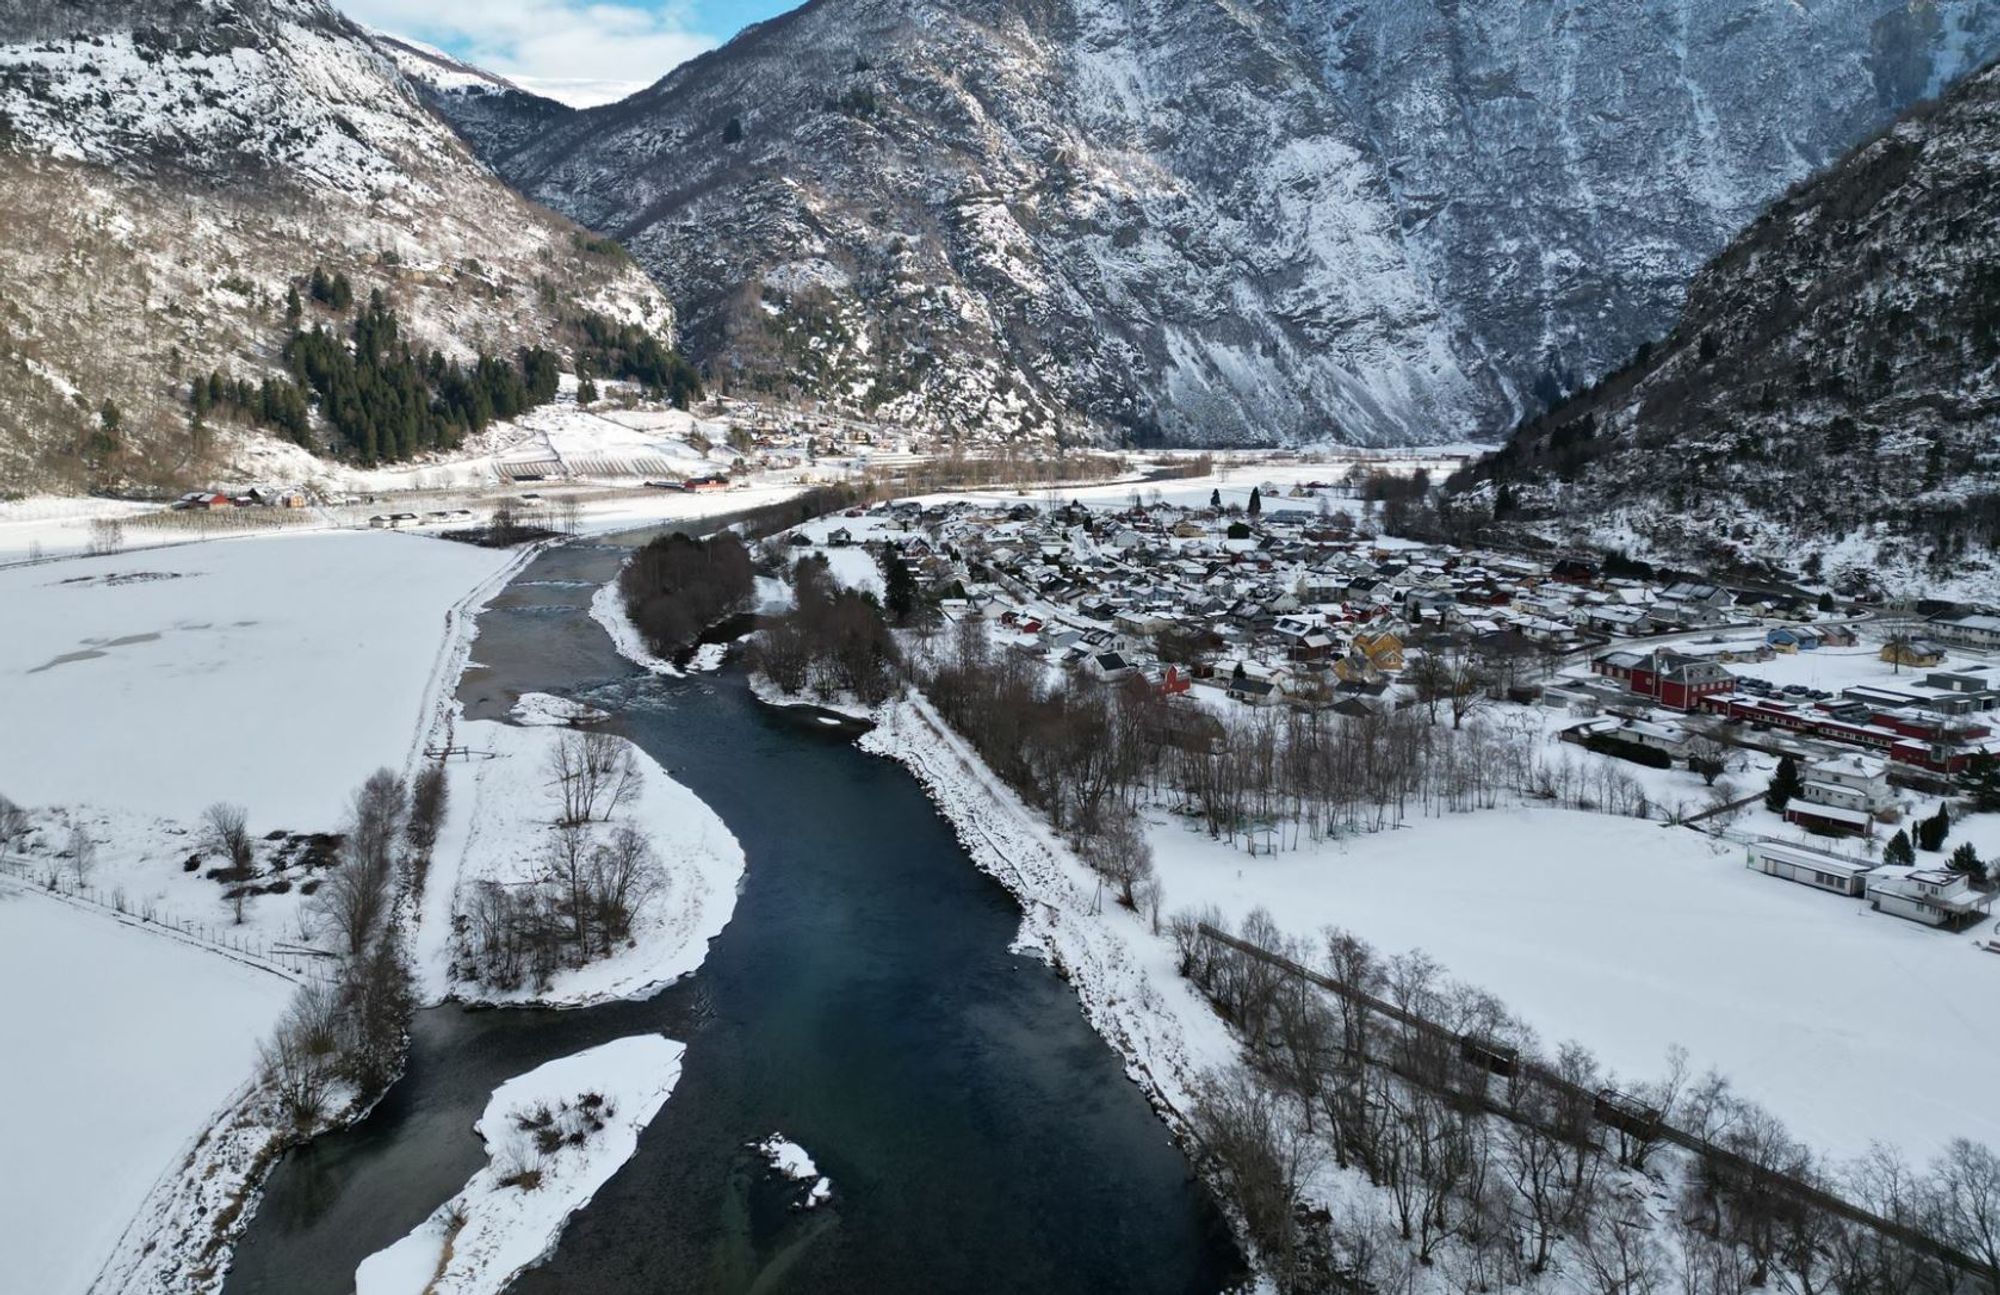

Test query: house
[1226,675,1281,706]
[1350,630,1404,672]
[1581,605,1654,636]
[1881,638,1947,668]
[828,527,854,547]
[1089,651,1137,682]
[1765,627,1820,653]
[1747,839,1875,898]
[1607,650,1734,711]
[683,475,731,493]
[1924,611,2000,650]
[1866,868,1995,930]
[1660,581,1734,613]
[1801,754,1895,815]
[1784,800,1875,838]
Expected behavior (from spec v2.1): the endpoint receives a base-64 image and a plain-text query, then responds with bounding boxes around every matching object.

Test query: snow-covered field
[413,716,745,1008]
[0,531,514,826]
[355,1035,684,1295]
[0,884,295,1295]
[1144,807,2000,1163]
[846,680,2000,1172]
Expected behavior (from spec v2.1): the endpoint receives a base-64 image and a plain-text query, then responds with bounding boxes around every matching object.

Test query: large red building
[1591,649,1736,712]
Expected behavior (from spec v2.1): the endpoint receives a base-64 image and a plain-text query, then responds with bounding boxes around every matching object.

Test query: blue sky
[337,0,801,106]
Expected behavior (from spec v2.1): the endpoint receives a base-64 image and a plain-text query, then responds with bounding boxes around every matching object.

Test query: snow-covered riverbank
[355,1035,684,1295]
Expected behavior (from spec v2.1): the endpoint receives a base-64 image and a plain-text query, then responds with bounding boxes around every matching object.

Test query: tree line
[747,554,903,705]
[261,763,447,1133]
[618,531,757,659]
[573,311,703,408]
[1178,909,2000,1295]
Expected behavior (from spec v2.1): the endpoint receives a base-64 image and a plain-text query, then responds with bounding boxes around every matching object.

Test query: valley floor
[0,884,294,1295]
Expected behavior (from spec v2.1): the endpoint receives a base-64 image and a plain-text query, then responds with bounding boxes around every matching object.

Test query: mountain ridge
[417,0,2000,450]
[1456,53,2000,596]
[0,0,672,492]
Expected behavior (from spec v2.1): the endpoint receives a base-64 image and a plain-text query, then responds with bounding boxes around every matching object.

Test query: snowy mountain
[424,0,2000,449]
[372,30,579,163]
[1461,57,2000,596]
[0,0,671,492]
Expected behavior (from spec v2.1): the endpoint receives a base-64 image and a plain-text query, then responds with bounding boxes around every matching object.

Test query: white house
[1866,868,1994,929]
[1800,754,1895,816]
[1746,839,1875,898]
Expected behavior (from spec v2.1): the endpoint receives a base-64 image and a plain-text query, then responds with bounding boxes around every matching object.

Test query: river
[224,532,1241,1294]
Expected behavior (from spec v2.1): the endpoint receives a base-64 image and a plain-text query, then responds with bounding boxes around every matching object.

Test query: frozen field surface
[1150,807,2000,1162]
[0,885,294,1295]
[0,531,514,826]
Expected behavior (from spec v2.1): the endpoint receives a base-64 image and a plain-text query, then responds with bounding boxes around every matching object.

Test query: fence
[0,854,314,981]
[1194,923,1989,1282]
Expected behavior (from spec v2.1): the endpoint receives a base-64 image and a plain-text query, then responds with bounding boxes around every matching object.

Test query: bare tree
[1925,1138,2000,1292]
[1089,819,1155,909]
[406,763,449,865]
[65,824,97,888]
[203,801,256,923]
[1687,735,1730,786]
[548,730,640,826]
[260,980,341,1132]
[1579,1197,1669,1294]
[315,833,390,956]
[542,822,595,958]
[584,824,665,953]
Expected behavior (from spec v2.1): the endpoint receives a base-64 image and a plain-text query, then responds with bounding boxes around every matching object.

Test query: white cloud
[337,0,718,107]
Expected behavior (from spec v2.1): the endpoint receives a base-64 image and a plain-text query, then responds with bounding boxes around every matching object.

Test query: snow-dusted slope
[372,29,579,164]
[1465,57,2000,593]
[0,0,671,492]
[437,0,2000,449]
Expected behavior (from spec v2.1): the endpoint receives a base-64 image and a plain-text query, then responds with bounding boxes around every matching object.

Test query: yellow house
[1880,639,1946,668]
[1351,630,1405,672]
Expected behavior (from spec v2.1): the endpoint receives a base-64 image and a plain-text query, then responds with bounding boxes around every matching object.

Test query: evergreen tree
[1765,754,1803,812]
[330,273,353,312]
[1209,488,1222,509]
[1948,841,1982,878]
[1248,486,1262,516]
[1959,753,2000,812]
[1883,829,1915,869]
[285,284,303,327]
[880,548,917,623]
[1917,804,1951,852]
[309,265,332,304]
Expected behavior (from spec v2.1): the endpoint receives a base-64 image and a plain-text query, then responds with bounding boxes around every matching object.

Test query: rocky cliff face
[0,0,669,491]
[430,0,2000,449]
[373,30,578,166]
[1462,57,2000,595]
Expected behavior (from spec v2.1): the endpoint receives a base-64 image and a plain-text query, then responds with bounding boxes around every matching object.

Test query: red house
[1593,649,1734,711]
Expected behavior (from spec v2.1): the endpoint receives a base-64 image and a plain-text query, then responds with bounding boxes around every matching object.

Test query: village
[786,481,2000,942]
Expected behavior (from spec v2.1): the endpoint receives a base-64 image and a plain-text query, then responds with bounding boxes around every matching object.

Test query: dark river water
[225,533,1241,1295]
